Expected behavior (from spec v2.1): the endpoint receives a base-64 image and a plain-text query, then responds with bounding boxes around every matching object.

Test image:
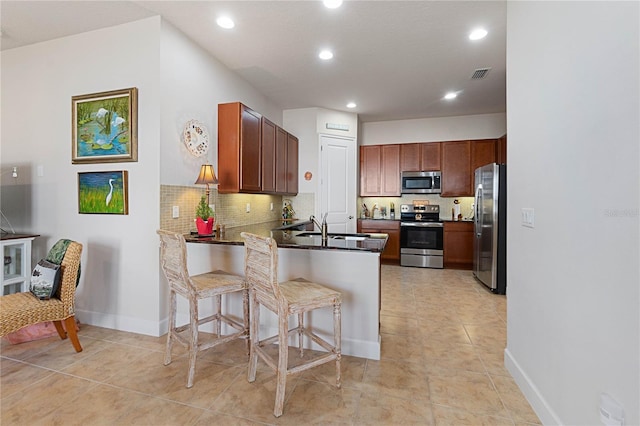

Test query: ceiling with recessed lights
[0,1,506,122]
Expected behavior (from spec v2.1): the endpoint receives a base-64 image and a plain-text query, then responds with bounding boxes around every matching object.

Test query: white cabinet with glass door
[2,234,38,295]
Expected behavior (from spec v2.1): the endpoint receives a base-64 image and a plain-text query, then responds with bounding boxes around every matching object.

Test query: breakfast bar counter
[183,220,388,253]
[183,220,386,360]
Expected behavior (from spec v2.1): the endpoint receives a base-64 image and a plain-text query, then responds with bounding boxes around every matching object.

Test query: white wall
[1,17,163,334]
[505,2,639,425]
[283,107,358,195]
[283,108,320,195]
[360,112,506,145]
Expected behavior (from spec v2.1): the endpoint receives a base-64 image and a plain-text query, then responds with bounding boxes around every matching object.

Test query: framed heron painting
[78,171,128,215]
[72,88,138,164]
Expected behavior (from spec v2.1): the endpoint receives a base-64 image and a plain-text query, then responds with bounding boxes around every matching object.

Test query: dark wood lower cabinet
[357,219,400,263]
[443,221,474,269]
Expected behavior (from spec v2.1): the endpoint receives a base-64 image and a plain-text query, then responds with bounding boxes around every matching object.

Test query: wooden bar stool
[157,230,249,388]
[241,232,341,417]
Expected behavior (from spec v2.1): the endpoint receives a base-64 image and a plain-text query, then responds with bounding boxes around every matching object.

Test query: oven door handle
[400,222,444,228]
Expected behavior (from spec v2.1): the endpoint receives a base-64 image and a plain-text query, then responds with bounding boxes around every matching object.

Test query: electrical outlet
[521,208,535,228]
[172,206,179,218]
[270,202,274,211]
[246,203,251,213]
[210,204,215,213]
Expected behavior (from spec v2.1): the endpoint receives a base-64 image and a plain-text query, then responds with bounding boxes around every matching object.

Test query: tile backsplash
[359,195,475,220]
[160,185,472,234]
[160,186,317,234]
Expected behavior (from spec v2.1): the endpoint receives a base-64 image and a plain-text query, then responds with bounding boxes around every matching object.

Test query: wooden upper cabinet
[441,140,471,197]
[380,144,400,196]
[274,126,287,194]
[360,144,400,196]
[360,145,382,196]
[218,102,262,193]
[471,139,497,172]
[400,143,441,171]
[261,118,276,193]
[219,102,298,195]
[400,143,421,171]
[420,142,441,171]
[285,133,299,195]
[239,106,262,192]
[496,134,507,164]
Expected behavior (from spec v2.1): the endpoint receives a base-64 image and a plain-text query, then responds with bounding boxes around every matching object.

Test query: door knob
[348,215,354,219]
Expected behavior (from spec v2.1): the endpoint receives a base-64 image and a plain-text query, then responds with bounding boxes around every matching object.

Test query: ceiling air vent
[471,68,491,79]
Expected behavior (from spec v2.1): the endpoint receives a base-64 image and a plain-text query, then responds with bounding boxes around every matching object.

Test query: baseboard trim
[504,347,563,425]
[77,310,380,360]
[76,309,166,337]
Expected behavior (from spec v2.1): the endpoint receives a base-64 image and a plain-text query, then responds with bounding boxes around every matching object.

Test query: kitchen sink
[295,232,370,241]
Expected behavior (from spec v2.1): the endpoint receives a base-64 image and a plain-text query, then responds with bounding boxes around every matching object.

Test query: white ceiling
[0,0,506,123]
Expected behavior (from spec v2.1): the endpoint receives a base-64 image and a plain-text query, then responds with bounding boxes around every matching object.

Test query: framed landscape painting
[78,171,128,215]
[72,87,138,164]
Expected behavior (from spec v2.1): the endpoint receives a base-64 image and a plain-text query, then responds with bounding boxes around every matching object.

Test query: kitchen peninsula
[184,221,387,360]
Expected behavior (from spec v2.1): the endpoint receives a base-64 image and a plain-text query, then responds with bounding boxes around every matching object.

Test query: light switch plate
[172,206,179,218]
[521,208,535,228]
[246,203,251,213]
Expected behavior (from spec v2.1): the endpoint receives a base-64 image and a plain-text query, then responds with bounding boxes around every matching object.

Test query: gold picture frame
[72,87,138,164]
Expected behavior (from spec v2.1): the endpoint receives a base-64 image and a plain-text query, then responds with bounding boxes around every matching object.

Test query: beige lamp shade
[195,164,218,185]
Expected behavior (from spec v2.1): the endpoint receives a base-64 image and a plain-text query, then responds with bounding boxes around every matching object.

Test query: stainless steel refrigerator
[473,163,507,294]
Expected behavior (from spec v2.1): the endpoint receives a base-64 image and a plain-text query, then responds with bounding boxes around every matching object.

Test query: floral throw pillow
[30,259,61,300]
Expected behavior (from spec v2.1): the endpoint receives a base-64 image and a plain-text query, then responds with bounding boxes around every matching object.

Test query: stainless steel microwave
[401,171,442,194]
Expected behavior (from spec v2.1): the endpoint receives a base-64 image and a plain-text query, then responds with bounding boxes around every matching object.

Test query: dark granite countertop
[184,220,388,253]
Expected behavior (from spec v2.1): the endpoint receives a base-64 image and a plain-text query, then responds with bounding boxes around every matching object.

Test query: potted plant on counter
[195,195,215,235]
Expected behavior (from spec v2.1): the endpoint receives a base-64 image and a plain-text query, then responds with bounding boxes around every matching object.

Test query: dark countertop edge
[271,219,314,230]
[184,221,388,253]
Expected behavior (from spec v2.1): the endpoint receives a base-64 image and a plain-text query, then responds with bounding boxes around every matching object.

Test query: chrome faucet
[310,213,328,240]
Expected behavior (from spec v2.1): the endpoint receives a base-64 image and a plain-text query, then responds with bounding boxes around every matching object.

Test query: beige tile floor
[1,265,540,425]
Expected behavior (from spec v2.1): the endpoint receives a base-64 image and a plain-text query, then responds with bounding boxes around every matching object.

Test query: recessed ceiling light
[443,92,458,100]
[216,16,235,29]
[319,49,334,60]
[469,28,488,41]
[323,0,343,9]
[346,102,357,109]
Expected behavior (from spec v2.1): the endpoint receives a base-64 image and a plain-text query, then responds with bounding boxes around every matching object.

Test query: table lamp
[194,164,218,205]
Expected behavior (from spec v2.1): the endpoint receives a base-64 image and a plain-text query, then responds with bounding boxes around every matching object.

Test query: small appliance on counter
[399,203,443,268]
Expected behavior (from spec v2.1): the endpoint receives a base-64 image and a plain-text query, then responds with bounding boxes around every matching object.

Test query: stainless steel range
[400,203,444,268]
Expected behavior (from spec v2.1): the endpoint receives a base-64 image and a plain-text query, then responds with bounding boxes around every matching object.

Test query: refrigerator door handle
[474,185,482,237]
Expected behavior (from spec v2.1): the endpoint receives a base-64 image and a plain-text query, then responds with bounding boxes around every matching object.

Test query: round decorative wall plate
[183,119,209,157]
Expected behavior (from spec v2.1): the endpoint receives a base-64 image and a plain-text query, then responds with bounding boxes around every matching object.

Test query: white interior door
[319,134,356,233]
